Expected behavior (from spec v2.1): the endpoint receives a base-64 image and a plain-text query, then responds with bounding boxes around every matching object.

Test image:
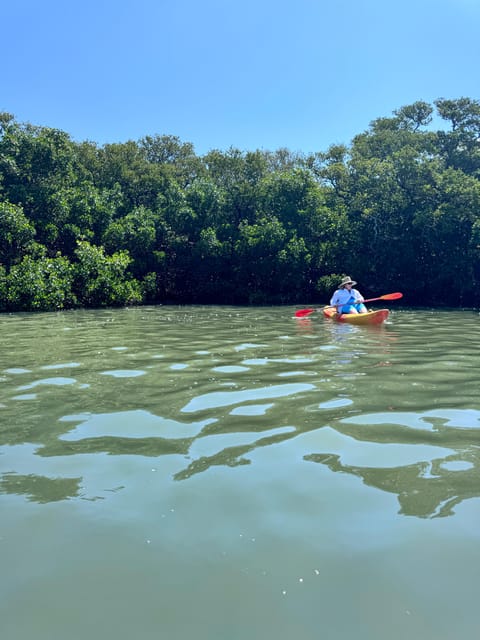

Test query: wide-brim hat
[339,276,357,287]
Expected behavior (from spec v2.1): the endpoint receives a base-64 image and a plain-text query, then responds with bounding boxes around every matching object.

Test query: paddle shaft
[326,294,392,310]
[295,292,402,318]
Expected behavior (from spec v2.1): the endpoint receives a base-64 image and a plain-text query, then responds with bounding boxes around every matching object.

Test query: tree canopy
[1,98,480,311]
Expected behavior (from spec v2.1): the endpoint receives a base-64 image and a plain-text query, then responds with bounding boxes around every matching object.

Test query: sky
[2,0,479,156]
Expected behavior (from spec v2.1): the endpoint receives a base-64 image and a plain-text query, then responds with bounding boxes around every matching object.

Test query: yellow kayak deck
[323,307,389,325]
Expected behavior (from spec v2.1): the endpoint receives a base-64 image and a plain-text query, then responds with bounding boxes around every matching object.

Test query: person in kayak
[330,276,368,314]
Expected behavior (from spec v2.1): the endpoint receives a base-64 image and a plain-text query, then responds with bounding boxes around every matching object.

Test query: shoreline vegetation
[1,97,480,312]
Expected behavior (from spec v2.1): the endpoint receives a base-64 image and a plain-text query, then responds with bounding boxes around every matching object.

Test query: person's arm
[353,289,364,302]
[330,290,343,312]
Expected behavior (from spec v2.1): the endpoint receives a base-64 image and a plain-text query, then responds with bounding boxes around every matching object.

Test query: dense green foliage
[1,98,480,311]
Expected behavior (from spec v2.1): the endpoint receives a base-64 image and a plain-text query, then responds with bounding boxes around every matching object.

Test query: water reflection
[0,472,81,503]
[304,408,480,518]
[1,306,480,520]
[173,426,298,481]
[304,449,479,518]
[24,401,480,520]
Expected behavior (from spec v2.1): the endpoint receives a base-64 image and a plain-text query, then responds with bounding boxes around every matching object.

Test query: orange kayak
[323,307,389,325]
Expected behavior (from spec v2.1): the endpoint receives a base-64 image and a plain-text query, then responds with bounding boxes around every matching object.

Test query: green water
[1,306,479,639]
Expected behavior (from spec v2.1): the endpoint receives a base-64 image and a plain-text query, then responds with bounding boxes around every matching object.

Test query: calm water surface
[1,305,479,640]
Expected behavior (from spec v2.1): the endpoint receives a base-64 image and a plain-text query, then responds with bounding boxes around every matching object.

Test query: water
[1,305,479,640]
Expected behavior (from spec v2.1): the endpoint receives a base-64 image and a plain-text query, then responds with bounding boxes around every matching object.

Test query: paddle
[295,292,403,318]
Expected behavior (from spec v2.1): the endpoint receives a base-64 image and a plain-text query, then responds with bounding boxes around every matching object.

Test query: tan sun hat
[339,276,357,288]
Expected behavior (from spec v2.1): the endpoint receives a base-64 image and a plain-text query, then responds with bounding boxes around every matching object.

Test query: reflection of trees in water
[304,450,479,519]
[0,473,82,503]
[4,387,480,517]
[33,408,301,482]
[27,406,480,519]
[172,411,480,519]
[173,430,294,481]
[38,435,191,458]
[175,425,480,521]
[174,446,251,480]
[36,418,295,482]
[303,412,480,519]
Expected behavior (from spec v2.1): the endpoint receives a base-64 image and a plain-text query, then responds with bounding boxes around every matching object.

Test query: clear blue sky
[2,0,479,155]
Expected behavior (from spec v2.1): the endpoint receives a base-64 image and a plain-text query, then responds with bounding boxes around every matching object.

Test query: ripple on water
[16,377,77,390]
[341,408,480,431]
[318,397,353,409]
[100,370,146,378]
[40,363,81,370]
[229,403,275,416]
[59,409,217,440]
[299,426,453,469]
[277,371,316,378]
[188,425,296,458]
[273,357,315,363]
[234,343,267,351]
[181,383,316,413]
[11,394,38,401]
[334,372,366,378]
[439,460,474,472]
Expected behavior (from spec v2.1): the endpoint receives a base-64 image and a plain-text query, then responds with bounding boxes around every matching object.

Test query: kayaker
[330,276,368,314]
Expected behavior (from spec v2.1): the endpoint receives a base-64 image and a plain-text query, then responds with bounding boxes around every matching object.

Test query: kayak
[323,307,389,325]
[323,307,389,324]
